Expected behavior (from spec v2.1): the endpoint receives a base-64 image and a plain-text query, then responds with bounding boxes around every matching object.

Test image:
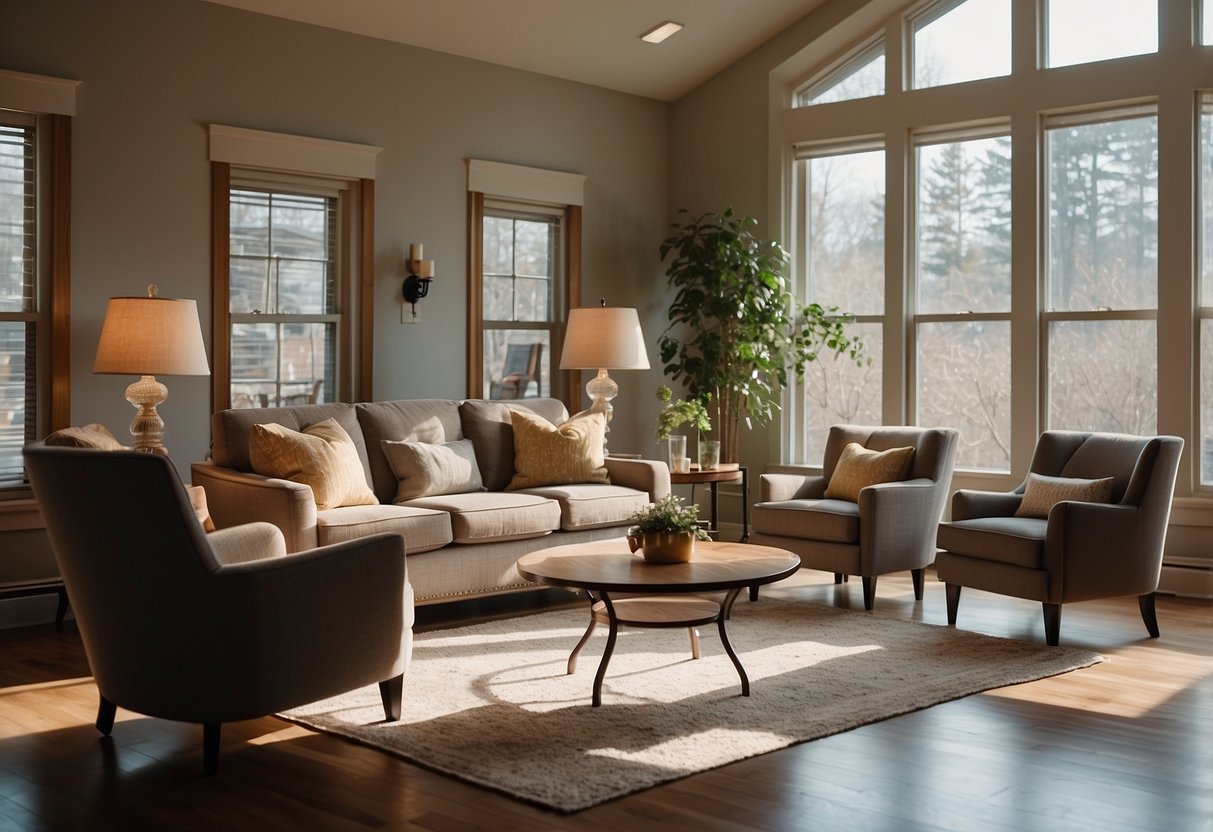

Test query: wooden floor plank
[0,570,1208,831]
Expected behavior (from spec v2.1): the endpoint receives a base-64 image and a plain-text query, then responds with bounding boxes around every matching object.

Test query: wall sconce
[403,243,435,317]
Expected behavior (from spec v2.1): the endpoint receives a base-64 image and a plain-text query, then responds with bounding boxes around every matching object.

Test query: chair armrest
[605,457,671,500]
[1045,502,1152,602]
[759,472,826,502]
[206,522,287,566]
[190,462,319,552]
[951,488,1021,521]
[858,478,943,571]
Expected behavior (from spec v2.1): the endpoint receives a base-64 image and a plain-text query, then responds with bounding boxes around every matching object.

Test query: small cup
[699,440,720,470]
[673,456,691,473]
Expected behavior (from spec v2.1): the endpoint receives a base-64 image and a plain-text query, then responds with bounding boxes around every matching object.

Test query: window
[1046,0,1157,68]
[1045,107,1158,434]
[480,205,562,400]
[0,90,70,493]
[791,144,885,462]
[209,125,378,410]
[227,185,339,409]
[797,39,885,106]
[466,160,585,410]
[912,0,1011,89]
[914,131,1012,470]
[1199,94,1213,483]
[1205,0,1213,46]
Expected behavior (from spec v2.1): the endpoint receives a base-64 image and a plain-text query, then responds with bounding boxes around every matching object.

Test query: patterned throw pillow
[249,418,378,510]
[382,438,484,502]
[1014,473,1115,519]
[506,410,609,491]
[824,442,916,502]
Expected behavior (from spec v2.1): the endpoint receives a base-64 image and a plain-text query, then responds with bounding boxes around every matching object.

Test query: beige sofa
[191,397,670,605]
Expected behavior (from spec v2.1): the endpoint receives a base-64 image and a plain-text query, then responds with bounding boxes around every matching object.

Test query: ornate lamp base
[585,368,618,456]
[125,374,168,455]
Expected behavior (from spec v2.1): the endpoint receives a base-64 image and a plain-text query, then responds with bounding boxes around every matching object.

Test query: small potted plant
[626,493,711,563]
[655,385,714,471]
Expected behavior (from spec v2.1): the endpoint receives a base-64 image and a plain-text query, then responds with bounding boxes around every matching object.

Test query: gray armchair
[23,442,414,775]
[935,431,1183,646]
[749,425,959,610]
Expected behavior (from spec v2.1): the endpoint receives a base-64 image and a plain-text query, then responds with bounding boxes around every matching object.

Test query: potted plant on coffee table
[627,494,711,564]
[659,208,869,463]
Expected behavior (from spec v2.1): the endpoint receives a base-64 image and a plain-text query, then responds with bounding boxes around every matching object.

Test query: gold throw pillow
[249,418,378,510]
[824,442,916,502]
[1014,473,1114,519]
[506,410,609,491]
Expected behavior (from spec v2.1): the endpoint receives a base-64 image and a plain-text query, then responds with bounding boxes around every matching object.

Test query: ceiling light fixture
[640,21,683,44]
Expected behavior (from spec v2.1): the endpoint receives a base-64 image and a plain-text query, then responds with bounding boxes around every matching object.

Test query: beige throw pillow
[45,423,125,450]
[824,442,916,502]
[506,410,609,491]
[249,418,378,510]
[382,438,483,502]
[1014,473,1115,519]
[185,485,217,532]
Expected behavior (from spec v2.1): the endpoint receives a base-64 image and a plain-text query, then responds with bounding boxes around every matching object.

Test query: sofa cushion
[1014,473,1114,519]
[402,491,560,543]
[459,399,516,491]
[506,410,608,491]
[317,504,452,553]
[517,484,649,531]
[355,399,464,504]
[824,442,915,502]
[382,438,483,501]
[752,499,861,544]
[249,418,378,510]
[937,516,1046,569]
[45,423,126,450]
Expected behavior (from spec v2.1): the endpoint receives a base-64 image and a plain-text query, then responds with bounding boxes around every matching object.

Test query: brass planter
[626,528,695,563]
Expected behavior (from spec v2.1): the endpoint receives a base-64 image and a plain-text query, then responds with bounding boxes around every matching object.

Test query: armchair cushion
[1014,473,1114,519]
[937,516,1046,569]
[824,442,915,502]
[249,418,378,511]
[506,410,608,490]
[45,423,125,450]
[752,499,860,543]
[382,438,483,501]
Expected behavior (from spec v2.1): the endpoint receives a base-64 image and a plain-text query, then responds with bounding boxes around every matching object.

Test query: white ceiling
[199,0,831,102]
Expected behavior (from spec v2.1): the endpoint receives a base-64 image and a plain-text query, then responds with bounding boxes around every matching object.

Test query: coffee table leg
[721,587,742,620]
[717,607,750,697]
[567,618,597,675]
[592,593,619,707]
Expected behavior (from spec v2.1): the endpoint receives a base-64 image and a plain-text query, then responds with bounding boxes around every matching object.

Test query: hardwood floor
[0,570,1209,831]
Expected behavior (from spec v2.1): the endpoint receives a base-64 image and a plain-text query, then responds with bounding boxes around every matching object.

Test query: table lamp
[93,285,211,455]
[559,301,649,455]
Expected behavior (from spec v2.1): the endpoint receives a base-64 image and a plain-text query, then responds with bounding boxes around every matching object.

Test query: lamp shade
[93,296,211,376]
[559,306,650,370]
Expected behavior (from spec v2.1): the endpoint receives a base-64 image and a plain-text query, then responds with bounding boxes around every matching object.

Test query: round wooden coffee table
[516,540,800,706]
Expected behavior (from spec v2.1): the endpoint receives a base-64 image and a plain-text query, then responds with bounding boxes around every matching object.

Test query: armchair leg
[911,568,925,601]
[945,584,960,626]
[1042,603,1061,647]
[861,576,876,611]
[203,723,220,776]
[379,674,404,722]
[834,572,844,585]
[95,696,116,736]
[1138,592,1160,638]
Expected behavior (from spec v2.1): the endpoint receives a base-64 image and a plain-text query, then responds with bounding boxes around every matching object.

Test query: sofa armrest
[951,488,1021,521]
[759,472,826,502]
[605,457,670,500]
[190,462,319,553]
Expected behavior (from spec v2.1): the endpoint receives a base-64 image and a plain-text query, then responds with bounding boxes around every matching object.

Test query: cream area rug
[281,599,1102,813]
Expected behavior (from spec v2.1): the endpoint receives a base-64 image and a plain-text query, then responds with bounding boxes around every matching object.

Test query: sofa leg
[911,568,925,601]
[945,584,960,626]
[95,696,116,736]
[379,674,404,721]
[1042,603,1061,646]
[861,576,876,611]
[1138,592,1160,638]
[203,723,221,776]
[834,572,844,585]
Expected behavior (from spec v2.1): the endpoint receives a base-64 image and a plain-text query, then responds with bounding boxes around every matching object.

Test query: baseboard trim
[1158,562,1213,599]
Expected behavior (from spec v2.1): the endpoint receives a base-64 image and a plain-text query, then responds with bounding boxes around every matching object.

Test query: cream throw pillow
[382,438,483,502]
[249,418,377,510]
[1014,473,1114,519]
[506,410,609,491]
[824,442,916,502]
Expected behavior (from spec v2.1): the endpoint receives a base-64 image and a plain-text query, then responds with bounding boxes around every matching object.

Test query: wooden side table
[669,466,749,542]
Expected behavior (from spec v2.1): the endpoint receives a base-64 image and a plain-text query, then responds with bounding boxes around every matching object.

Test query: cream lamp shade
[559,304,649,455]
[93,288,210,454]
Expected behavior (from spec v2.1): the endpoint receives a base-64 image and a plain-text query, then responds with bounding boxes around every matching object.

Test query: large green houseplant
[659,209,867,462]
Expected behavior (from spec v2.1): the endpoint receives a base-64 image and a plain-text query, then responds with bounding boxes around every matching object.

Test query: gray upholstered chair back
[1025,430,1169,505]
[822,425,958,486]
